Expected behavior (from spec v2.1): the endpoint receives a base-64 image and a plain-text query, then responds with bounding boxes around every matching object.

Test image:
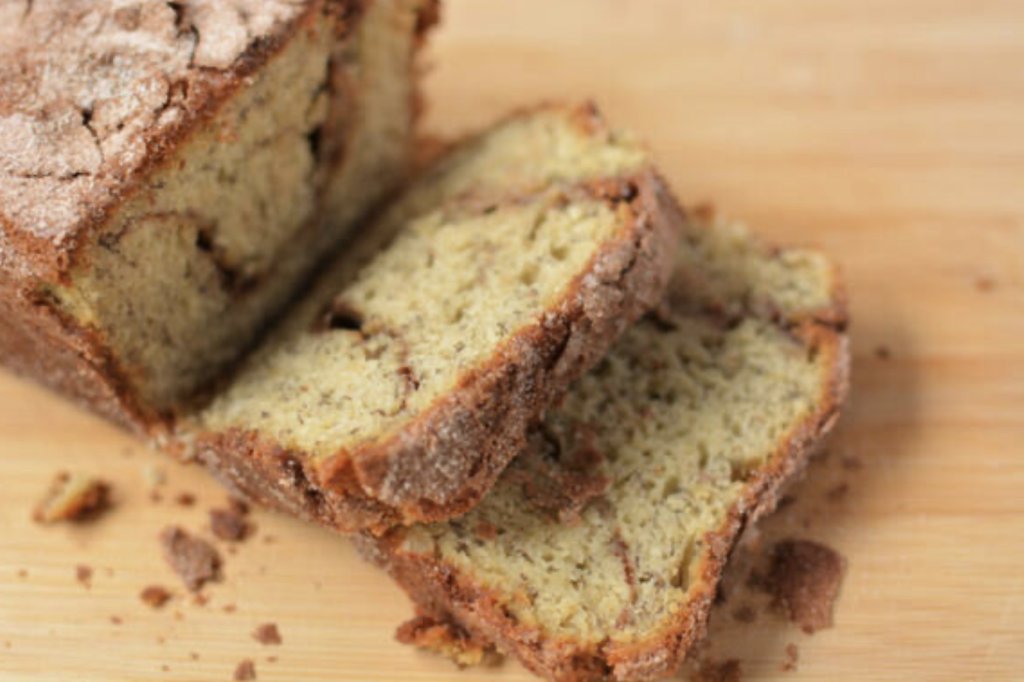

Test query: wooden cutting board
[2,0,1022,679]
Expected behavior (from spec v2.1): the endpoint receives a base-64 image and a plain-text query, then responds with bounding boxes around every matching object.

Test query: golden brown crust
[356,250,850,681]
[192,167,683,533]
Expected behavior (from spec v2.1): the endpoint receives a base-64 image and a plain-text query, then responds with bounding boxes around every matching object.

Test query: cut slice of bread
[182,103,683,534]
[357,207,850,681]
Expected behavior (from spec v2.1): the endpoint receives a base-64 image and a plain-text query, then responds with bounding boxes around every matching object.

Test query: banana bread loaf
[181,103,683,533]
[0,0,437,429]
[357,208,850,681]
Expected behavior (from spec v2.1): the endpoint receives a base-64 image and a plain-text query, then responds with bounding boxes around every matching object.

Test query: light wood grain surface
[2,0,1023,679]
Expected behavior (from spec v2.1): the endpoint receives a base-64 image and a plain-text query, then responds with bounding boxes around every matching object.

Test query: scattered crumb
[104,567,114,577]
[252,623,282,646]
[474,520,498,540]
[732,604,757,624]
[173,611,184,621]
[149,492,163,503]
[193,593,209,607]
[140,585,172,609]
[761,539,845,633]
[110,616,122,625]
[397,615,489,667]
[826,483,849,502]
[160,664,170,672]
[174,493,196,507]
[16,569,27,579]
[695,658,741,682]
[156,636,165,645]
[143,465,165,487]
[841,456,862,472]
[75,564,93,588]
[3,641,9,648]
[228,497,250,517]
[189,652,200,660]
[159,526,221,592]
[975,276,997,292]
[210,508,251,542]
[227,546,238,556]
[233,659,256,680]
[223,604,237,613]
[782,642,800,672]
[692,202,717,222]
[262,535,276,545]
[266,656,277,663]
[874,345,891,360]
[33,473,109,523]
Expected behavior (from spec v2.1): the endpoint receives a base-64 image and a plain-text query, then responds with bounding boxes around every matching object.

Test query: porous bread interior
[398,214,839,646]
[196,107,649,459]
[49,0,424,413]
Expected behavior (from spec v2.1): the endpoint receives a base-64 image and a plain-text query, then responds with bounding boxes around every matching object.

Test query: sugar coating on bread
[0,0,435,421]
[362,211,849,681]
[188,104,681,531]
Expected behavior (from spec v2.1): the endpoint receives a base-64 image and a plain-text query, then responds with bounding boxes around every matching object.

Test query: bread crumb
[174,493,196,507]
[193,593,209,607]
[140,585,171,609]
[252,623,282,645]
[143,465,165,490]
[16,569,27,579]
[233,659,256,680]
[762,539,845,633]
[223,604,237,613]
[396,615,490,667]
[975,276,997,292]
[826,483,849,502]
[189,652,200,661]
[210,508,251,542]
[110,616,122,625]
[228,497,250,516]
[159,526,221,592]
[75,564,92,588]
[33,473,109,523]
[695,658,741,682]
[782,642,799,671]
[874,345,891,360]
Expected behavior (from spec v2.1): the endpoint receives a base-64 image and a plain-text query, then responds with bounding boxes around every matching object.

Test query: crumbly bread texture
[358,208,850,681]
[185,103,683,534]
[0,0,436,427]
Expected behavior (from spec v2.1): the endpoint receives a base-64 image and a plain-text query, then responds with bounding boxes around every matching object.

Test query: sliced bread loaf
[182,104,683,533]
[357,207,850,681]
[0,0,436,428]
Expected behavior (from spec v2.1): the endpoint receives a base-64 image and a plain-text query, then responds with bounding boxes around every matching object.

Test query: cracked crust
[355,229,850,681]
[0,0,359,280]
[190,166,683,533]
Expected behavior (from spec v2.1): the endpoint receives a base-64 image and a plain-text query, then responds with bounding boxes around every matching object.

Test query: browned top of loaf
[0,0,360,281]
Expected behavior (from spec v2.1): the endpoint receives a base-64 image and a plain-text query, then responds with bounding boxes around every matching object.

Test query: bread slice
[178,103,682,534]
[357,207,850,681]
[0,0,436,428]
